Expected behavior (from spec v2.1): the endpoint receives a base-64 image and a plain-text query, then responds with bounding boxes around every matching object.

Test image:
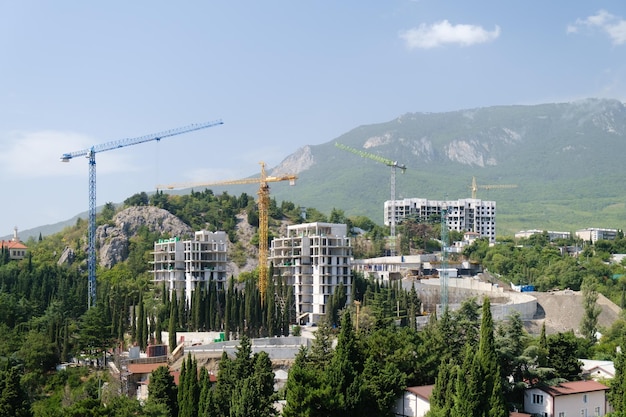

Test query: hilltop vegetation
[3,189,626,415]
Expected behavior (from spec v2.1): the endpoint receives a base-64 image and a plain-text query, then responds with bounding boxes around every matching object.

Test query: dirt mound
[524,290,621,335]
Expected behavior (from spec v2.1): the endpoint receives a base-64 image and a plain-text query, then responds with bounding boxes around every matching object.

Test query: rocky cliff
[96,206,193,268]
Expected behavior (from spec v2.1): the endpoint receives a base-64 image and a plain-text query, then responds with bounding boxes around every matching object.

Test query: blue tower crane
[61,119,224,308]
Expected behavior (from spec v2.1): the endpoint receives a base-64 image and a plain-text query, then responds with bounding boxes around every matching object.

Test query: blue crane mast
[61,119,224,308]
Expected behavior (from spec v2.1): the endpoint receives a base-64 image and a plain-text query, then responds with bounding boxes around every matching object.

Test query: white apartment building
[384,198,497,242]
[515,229,571,241]
[269,222,352,325]
[576,228,619,243]
[151,230,228,305]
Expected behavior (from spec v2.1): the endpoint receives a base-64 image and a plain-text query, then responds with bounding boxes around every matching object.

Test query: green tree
[478,298,507,417]
[76,305,114,363]
[547,331,583,380]
[168,292,177,353]
[283,348,328,417]
[178,354,199,417]
[231,351,277,417]
[451,345,482,417]
[427,358,457,417]
[325,311,361,415]
[147,365,178,417]
[580,276,601,346]
[0,365,32,417]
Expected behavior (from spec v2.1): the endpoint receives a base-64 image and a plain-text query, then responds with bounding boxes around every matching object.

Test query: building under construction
[384,197,497,243]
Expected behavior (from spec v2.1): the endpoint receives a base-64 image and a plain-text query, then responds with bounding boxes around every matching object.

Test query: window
[558,413,565,417]
[532,394,544,404]
[594,407,600,416]
[583,394,588,403]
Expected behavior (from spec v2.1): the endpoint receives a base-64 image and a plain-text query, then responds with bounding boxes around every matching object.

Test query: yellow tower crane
[469,176,517,199]
[157,162,297,305]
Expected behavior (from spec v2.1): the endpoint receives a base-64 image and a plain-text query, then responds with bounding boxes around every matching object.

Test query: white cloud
[569,9,626,45]
[399,20,501,49]
[0,130,139,179]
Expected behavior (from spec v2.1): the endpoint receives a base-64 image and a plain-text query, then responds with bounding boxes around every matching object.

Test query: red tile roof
[406,385,435,400]
[0,240,27,249]
[127,362,168,375]
[540,380,608,396]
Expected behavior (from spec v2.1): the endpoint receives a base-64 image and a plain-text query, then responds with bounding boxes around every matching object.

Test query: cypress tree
[451,345,483,417]
[61,320,70,363]
[479,297,507,417]
[266,277,276,337]
[325,311,360,415]
[224,278,232,340]
[169,292,178,353]
[609,350,626,412]
[147,365,178,417]
[177,357,187,415]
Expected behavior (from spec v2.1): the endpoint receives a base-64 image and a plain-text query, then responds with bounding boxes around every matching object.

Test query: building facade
[575,228,619,243]
[269,222,352,325]
[384,198,497,242]
[523,380,609,417]
[0,227,27,260]
[151,230,228,304]
[393,385,434,417]
[515,230,571,241]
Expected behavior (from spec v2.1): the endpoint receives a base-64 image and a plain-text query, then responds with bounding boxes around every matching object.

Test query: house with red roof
[393,385,434,417]
[523,380,609,417]
[0,228,27,260]
[392,384,533,417]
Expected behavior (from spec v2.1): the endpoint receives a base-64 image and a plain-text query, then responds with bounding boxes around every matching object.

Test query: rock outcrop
[96,206,193,268]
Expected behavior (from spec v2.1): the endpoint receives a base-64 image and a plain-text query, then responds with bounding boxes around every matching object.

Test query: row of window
[532,393,601,416]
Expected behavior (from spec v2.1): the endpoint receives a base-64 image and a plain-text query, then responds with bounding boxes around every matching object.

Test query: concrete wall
[406,276,537,320]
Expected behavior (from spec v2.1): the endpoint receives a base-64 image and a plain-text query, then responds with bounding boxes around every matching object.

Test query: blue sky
[1,1,625,237]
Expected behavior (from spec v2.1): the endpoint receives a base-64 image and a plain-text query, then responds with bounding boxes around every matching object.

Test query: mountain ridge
[10,98,626,241]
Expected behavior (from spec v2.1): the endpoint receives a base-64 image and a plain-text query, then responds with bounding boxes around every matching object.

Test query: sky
[1,1,625,238]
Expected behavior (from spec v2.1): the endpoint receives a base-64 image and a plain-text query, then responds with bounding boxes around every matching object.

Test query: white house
[393,385,433,417]
[580,359,615,381]
[523,380,609,417]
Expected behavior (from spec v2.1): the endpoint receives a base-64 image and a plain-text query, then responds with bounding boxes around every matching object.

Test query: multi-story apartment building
[269,222,352,325]
[576,227,619,243]
[515,229,571,241]
[151,230,228,305]
[384,198,497,242]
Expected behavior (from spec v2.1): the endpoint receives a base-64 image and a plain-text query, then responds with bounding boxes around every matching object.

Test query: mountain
[265,98,626,236]
[11,98,626,240]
